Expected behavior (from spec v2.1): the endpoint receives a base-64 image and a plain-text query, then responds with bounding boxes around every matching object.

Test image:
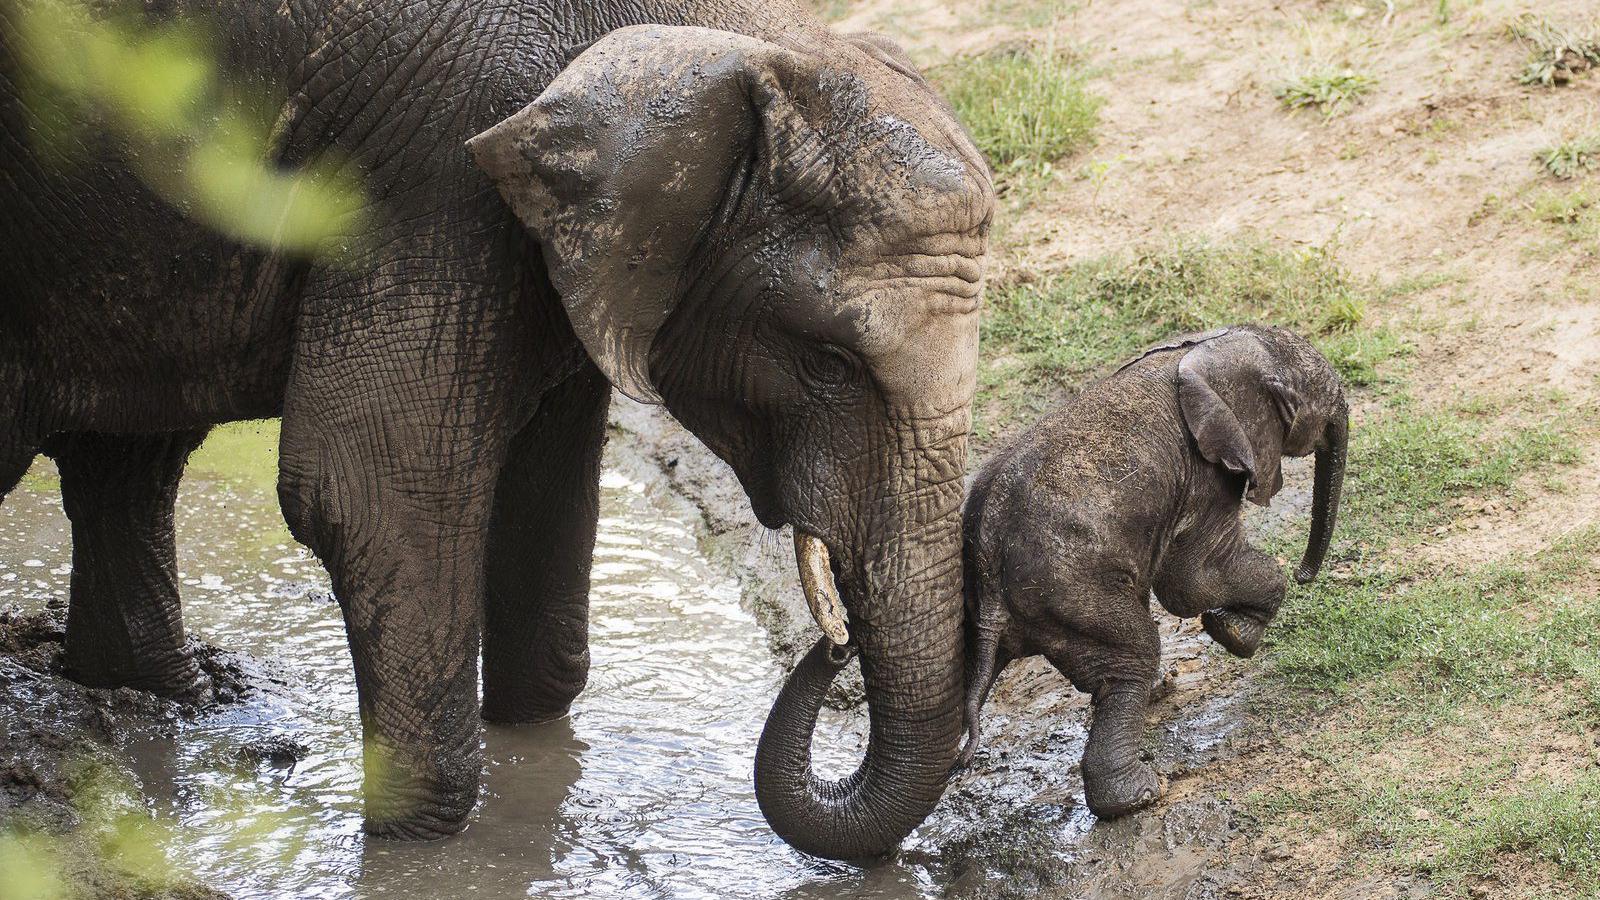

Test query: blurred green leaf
[0,833,66,900]
[10,0,366,258]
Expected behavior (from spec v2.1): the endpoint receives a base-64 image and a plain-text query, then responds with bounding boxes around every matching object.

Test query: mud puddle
[0,417,1278,898]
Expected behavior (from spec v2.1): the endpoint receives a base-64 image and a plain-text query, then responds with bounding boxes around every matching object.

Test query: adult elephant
[0,0,993,859]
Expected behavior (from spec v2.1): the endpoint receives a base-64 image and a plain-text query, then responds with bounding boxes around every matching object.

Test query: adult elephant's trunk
[1295,407,1348,584]
[755,520,965,860]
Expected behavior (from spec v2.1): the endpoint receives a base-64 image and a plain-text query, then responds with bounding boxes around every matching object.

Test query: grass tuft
[1275,69,1376,116]
[1509,14,1600,86]
[1527,185,1600,247]
[1465,776,1600,881]
[934,44,1101,175]
[1537,133,1600,180]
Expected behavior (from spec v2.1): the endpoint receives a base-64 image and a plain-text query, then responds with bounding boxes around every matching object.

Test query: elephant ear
[843,31,925,84]
[467,25,824,403]
[1177,331,1297,506]
[1114,326,1231,375]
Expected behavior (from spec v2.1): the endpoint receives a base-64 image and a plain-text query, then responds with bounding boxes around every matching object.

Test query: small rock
[236,735,309,770]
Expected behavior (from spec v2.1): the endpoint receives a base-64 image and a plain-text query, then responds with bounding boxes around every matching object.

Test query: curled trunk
[1295,408,1348,584]
[754,532,965,860]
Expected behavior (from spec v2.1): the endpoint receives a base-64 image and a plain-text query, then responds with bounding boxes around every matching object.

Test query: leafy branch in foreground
[11,0,367,257]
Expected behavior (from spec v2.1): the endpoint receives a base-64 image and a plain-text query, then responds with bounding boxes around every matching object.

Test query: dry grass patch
[1509,13,1600,86]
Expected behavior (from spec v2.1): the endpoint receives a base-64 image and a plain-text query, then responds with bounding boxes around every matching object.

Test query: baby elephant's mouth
[1201,609,1267,658]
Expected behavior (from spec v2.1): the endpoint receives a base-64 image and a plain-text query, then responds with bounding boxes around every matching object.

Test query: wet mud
[0,605,263,898]
[623,400,1317,899]
[0,407,1312,898]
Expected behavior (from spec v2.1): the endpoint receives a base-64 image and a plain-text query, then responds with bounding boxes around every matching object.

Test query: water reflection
[0,427,889,899]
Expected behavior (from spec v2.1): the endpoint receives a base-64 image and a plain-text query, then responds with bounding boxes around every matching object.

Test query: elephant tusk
[794,531,850,646]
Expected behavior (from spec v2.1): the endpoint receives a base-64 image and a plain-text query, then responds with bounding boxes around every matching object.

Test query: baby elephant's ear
[842,31,926,84]
[1177,333,1288,505]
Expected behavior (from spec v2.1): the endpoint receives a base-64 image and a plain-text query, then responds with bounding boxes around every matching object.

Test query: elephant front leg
[48,429,209,695]
[482,364,610,724]
[279,413,497,840]
[1053,616,1162,819]
[1157,524,1286,659]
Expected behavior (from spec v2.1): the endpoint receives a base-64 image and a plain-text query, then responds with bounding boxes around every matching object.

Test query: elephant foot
[1082,759,1161,820]
[364,807,473,841]
[360,743,479,841]
[480,656,589,725]
[1201,609,1266,659]
[481,699,573,726]
[64,646,201,698]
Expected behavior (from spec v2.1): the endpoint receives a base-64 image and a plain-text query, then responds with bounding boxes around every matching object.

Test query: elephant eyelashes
[798,345,861,392]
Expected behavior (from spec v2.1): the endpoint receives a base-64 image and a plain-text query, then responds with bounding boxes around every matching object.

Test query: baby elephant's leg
[1157,525,1286,658]
[1050,611,1162,819]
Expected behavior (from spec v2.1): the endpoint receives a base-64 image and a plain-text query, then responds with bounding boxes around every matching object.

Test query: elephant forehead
[851,297,980,406]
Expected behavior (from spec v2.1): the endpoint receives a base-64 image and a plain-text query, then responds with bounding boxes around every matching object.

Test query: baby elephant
[961,325,1348,818]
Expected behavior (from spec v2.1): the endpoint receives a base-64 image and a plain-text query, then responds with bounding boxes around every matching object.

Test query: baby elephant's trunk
[1295,406,1348,584]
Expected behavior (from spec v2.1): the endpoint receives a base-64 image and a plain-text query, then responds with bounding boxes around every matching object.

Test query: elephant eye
[799,345,861,391]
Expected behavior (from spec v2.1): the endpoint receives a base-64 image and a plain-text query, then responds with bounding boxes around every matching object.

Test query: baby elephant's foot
[1202,609,1267,658]
[1082,759,1162,819]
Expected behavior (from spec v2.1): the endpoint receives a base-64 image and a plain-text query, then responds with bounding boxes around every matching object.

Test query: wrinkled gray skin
[959,325,1348,818]
[0,1,992,857]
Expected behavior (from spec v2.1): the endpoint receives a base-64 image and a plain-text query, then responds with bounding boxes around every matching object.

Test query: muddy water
[0,424,943,899]
[1,421,1285,899]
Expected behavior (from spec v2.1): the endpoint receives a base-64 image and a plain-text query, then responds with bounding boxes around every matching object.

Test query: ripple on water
[0,450,911,900]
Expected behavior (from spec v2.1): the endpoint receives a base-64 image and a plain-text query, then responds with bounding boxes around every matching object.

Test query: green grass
[1275,69,1376,116]
[1537,133,1600,180]
[974,239,1405,434]
[1528,185,1600,246]
[1270,516,1591,694]
[1254,725,1600,892]
[934,45,1101,175]
[1263,390,1584,692]
[1463,776,1600,882]
[185,420,281,494]
[1243,386,1597,890]
[1509,14,1600,86]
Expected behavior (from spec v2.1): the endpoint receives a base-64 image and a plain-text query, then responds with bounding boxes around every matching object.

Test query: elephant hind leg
[1155,523,1286,658]
[0,441,34,499]
[482,363,610,724]
[1009,536,1164,819]
[47,429,209,695]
